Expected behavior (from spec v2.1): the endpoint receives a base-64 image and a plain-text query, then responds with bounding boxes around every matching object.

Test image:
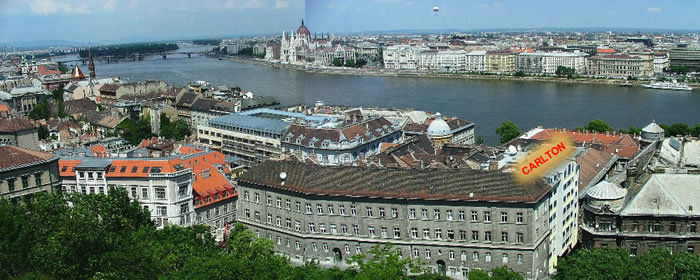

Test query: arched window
[448,250,455,260]
[485,252,492,262]
[502,253,509,264]
[691,222,697,233]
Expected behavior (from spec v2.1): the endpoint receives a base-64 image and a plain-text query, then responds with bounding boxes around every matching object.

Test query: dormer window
[322,139,330,147]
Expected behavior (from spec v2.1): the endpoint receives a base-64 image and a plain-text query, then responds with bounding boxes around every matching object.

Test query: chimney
[489,161,499,171]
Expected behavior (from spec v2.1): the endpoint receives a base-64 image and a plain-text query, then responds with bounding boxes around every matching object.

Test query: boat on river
[642,80,693,91]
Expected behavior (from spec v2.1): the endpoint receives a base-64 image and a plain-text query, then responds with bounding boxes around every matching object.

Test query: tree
[37,124,49,140]
[584,119,613,132]
[514,71,526,77]
[476,136,484,145]
[28,97,50,120]
[619,126,642,135]
[467,267,523,280]
[555,66,577,79]
[692,123,700,137]
[332,58,344,67]
[555,248,630,280]
[117,116,154,145]
[662,123,691,136]
[496,121,521,144]
[670,65,689,75]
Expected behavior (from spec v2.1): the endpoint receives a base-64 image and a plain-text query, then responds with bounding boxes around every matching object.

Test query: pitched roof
[239,159,550,203]
[621,174,700,217]
[99,84,120,92]
[0,146,54,171]
[576,147,617,195]
[530,129,639,158]
[0,104,10,113]
[0,118,36,133]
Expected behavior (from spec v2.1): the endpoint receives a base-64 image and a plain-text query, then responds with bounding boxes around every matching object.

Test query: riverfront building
[383,45,428,70]
[237,159,552,279]
[670,45,700,71]
[587,54,653,78]
[486,51,516,73]
[0,146,61,204]
[515,52,588,75]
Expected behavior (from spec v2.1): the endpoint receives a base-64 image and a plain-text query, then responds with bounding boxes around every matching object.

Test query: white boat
[642,80,693,91]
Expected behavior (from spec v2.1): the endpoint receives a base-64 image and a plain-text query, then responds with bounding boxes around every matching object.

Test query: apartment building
[515,52,588,75]
[0,146,61,203]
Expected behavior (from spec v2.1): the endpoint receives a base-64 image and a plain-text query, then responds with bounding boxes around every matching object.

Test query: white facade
[654,53,670,73]
[542,156,580,274]
[383,45,428,70]
[516,52,588,74]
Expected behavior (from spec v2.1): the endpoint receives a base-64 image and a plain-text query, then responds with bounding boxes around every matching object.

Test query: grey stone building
[0,146,61,204]
[236,160,552,279]
[0,118,39,150]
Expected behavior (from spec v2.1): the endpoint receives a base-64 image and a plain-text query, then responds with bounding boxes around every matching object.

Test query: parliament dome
[296,20,311,36]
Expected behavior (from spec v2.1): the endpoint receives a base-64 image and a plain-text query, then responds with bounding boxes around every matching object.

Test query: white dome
[587,181,627,200]
[642,122,664,133]
[427,112,451,137]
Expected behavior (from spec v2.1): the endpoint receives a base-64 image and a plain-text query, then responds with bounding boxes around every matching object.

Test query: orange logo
[514,134,574,184]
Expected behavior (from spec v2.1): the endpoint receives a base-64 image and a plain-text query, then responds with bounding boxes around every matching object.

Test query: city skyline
[2,0,700,45]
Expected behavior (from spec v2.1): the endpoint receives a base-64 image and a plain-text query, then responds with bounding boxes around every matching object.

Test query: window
[379,207,385,217]
[141,188,148,199]
[296,201,301,212]
[328,205,335,215]
[366,207,373,217]
[413,248,420,258]
[517,232,524,243]
[501,232,508,242]
[341,224,348,234]
[131,186,138,198]
[460,230,467,240]
[155,187,166,200]
[131,166,138,173]
[484,211,491,222]
[353,224,359,234]
[691,223,697,233]
[471,211,478,221]
[34,173,42,187]
[421,209,428,219]
[296,241,300,251]
[501,212,508,223]
[159,206,168,216]
[411,228,418,239]
[254,211,261,221]
[142,166,150,173]
[312,243,317,251]
[473,252,479,261]
[472,231,479,241]
[308,222,315,232]
[330,224,337,234]
[425,249,431,259]
[424,228,430,239]
[276,216,281,227]
[295,220,301,231]
[267,195,272,206]
[435,229,442,239]
[339,205,346,215]
[285,199,291,210]
[345,244,351,254]
[485,252,492,262]
[305,203,312,213]
[485,231,492,242]
[458,210,465,221]
[670,222,677,233]
[276,237,281,245]
[434,209,441,220]
[317,204,323,214]
[323,244,329,252]
[356,245,362,254]
[393,227,401,238]
[449,250,455,260]
[446,210,453,220]
[502,253,508,264]
[409,208,416,219]
[381,227,388,238]
[350,205,357,216]
[517,254,523,264]
[368,226,375,237]
[286,218,292,229]
[391,208,398,218]
[319,223,326,233]
[7,178,15,191]
[516,212,523,223]
[277,198,282,208]
[267,214,273,224]
[254,193,260,203]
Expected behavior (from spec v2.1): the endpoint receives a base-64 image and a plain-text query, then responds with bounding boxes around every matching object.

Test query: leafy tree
[37,124,49,140]
[670,65,689,75]
[619,126,642,135]
[490,266,525,280]
[117,116,154,145]
[514,71,526,77]
[467,269,491,280]
[496,121,521,144]
[332,57,344,67]
[555,248,630,280]
[662,123,691,136]
[692,123,700,137]
[159,113,190,141]
[584,119,613,132]
[28,97,50,120]
[349,243,430,280]
[555,66,577,79]
[476,136,484,145]
[58,65,69,74]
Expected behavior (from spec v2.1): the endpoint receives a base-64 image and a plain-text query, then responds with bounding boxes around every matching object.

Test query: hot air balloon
[433,5,440,15]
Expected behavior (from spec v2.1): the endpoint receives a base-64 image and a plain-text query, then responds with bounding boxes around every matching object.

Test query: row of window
[242,191,525,224]
[409,228,525,243]
[413,249,524,265]
[2,173,43,193]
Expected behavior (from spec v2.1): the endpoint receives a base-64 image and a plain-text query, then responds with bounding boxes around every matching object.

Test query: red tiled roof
[0,118,36,133]
[177,145,205,155]
[0,104,9,113]
[37,65,61,76]
[596,48,617,53]
[531,129,640,158]
[90,145,109,158]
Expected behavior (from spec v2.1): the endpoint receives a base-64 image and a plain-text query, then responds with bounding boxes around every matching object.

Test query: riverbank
[222,55,699,89]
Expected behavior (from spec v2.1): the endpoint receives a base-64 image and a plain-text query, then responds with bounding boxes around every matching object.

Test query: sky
[1,0,698,44]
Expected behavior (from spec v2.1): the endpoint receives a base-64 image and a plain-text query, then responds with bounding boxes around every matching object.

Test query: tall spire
[301,19,304,26]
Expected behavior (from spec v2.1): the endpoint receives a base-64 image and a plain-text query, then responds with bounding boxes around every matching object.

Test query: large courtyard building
[515,52,588,75]
[237,159,552,279]
[0,146,61,204]
[383,45,428,70]
[587,54,653,78]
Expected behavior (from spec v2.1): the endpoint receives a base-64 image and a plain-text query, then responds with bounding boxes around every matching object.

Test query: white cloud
[478,2,503,9]
[25,0,92,14]
[273,0,289,9]
[647,6,662,13]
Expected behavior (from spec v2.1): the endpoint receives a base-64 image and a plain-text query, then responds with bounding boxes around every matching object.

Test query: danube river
[64,48,700,144]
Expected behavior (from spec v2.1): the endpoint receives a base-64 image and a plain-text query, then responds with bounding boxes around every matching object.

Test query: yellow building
[486,50,516,73]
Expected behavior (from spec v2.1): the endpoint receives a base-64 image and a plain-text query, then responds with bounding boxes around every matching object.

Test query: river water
[57,45,700,145]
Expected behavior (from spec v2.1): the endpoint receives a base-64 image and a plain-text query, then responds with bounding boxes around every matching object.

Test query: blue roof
[240,108,337,125]
[75,158,112,169]
[209,113,290,134]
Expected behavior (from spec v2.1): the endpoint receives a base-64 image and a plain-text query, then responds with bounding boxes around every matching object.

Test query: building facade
[0,118,39,150]
[515,52,588,75]
[383,45,428,70]
[670,45,700,71]
[587,54,653,78]
[486,51,516,73]
[237,160,552,279]
[0,146,61,204]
